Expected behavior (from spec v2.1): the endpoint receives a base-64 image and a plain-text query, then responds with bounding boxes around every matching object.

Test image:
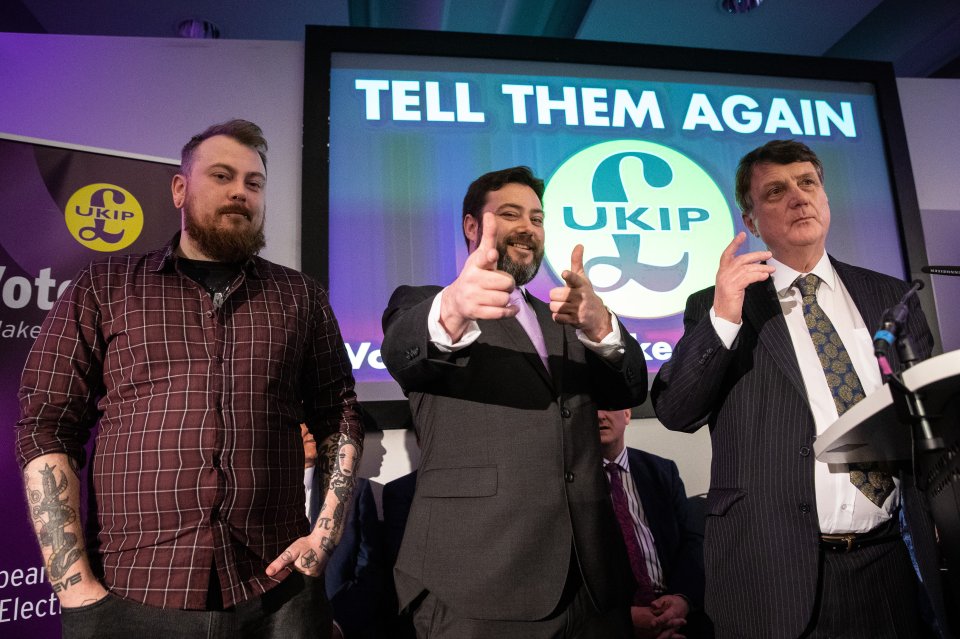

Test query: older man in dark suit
[597,408,708,639]
[652,140,948,638]
[381,166,647,638]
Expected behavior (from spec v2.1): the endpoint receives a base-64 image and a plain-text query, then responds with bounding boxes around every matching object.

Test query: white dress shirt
[711,253,897,534]
[603,447,666,593]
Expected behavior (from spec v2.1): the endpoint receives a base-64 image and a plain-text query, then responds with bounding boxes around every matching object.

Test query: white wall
[2,33,957,508]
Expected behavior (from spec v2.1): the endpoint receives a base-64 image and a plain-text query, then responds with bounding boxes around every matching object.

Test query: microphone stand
[885,334,943,456]
[874,281,944,494]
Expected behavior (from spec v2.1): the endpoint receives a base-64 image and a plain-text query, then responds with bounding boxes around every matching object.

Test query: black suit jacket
[324,478,386,639]
[381,284,647,620]
[625,448,705,609]
[651,258,947,637]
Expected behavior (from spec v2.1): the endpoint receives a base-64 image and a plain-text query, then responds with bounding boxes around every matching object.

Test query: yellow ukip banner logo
[65,183,144,252]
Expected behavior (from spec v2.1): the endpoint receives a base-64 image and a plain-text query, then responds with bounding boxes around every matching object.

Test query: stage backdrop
[0,135,178,638]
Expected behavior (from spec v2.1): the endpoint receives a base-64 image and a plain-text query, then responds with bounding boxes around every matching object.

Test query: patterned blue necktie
[796,274,893,507]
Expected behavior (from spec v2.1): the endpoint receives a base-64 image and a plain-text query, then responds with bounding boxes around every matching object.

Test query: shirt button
[841,504,848,511]
[799,503,811,514]
[215,355,224,364]
[205,310,214,318]
[561,407,571,418]
[565,472,575,483]
[799,446,811,457]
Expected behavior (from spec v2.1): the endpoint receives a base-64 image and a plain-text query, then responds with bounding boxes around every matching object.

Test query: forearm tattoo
[314,433,362,552]
[29,464,83,586]
[316,433,337,495]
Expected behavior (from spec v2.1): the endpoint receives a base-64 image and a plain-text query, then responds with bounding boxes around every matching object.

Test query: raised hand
[713,231,774,324]
[549,244,613,342]
[439,211,518,342]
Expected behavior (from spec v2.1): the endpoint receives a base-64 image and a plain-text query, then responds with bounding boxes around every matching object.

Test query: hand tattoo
[300,549,320,570]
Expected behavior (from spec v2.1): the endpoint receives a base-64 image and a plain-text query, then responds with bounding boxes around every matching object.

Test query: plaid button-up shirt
[17,236,362,609]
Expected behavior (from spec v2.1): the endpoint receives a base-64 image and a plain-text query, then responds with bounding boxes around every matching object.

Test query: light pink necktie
[509,287,549,372]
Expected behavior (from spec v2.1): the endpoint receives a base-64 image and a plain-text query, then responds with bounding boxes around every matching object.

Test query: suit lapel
[742,277,808,400]
[531,295,563,388]
[832,257,891,373]
[832,258,884,330]
[492,294,555,390]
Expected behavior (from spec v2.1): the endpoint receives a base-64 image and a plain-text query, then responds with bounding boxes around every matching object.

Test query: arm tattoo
[316,433,338,495]
[29,464,83,581]
[320,537,336,556]
[316,517,333,531]
[313,434,362,545]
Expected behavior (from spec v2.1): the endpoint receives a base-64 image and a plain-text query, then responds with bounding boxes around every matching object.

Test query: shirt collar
[769,252,835,297]
[153,232,263,279]
[603,446,629,471]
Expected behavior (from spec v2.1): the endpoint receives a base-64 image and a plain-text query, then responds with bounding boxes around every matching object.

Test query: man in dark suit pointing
[652,140,948,638]
[381,166,647,638]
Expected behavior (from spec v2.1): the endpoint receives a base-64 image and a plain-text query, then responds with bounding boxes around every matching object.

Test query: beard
[184,202,265,263]
[497,231,543,286]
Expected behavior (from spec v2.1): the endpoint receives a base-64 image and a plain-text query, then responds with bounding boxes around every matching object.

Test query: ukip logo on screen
[543,140,733,319]
[64,183,144,252]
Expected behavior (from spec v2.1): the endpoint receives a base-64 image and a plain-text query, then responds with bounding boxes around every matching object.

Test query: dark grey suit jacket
[651,258,947,637]
[381,284,647,621]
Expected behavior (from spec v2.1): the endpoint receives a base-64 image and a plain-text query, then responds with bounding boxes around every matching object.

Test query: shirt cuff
[709,307,741,350]
[576,309,625,362]
[428,290,481,352]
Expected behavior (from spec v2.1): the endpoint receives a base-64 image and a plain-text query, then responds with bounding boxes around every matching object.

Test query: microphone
[872,279,924,359]
[921,265,960,277]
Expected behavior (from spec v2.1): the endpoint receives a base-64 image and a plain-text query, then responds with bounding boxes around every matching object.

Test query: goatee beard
[497,232,543,286]
[184,203,265,263]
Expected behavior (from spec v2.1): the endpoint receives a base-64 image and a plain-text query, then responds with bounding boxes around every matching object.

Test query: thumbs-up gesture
[549,244,612,342]
[440,212,519,342]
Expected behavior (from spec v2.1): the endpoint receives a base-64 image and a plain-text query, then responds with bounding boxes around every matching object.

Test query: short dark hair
[735,140,824,214]
[180,119,268,175]
[461,166,544,248]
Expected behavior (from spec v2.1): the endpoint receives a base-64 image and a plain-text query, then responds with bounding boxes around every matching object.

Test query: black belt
[820,518,900,552]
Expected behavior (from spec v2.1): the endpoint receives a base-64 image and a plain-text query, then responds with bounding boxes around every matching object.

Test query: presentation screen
[303,26,921,410]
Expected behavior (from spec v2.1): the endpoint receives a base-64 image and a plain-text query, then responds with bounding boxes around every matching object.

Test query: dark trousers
[61,573,332,639]
[411,579,631,639]
[802,532,934,639]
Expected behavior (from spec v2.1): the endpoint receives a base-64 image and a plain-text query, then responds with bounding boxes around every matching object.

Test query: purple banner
[0,137,179,638]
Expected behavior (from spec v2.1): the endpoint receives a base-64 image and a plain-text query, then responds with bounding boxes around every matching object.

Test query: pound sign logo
[543,140,733,319]
[65,183,144,252]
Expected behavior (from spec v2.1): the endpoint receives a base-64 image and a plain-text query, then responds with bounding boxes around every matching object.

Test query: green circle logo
[543,140,733,318]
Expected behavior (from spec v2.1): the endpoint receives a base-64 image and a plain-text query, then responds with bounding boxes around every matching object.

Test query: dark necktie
[796,273,893,507]
[604,462,655,605]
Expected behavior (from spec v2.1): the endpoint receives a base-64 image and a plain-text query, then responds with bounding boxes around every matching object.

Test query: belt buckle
[841,534,855,552]
[822,533,856,552]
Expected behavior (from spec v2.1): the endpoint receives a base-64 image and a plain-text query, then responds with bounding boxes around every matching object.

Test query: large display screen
[303,27,923,413]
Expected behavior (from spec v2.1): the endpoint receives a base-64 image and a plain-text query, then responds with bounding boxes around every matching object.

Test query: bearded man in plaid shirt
[17,119,362,639]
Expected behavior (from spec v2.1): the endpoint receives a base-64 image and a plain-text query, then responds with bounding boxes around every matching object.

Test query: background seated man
[598,409,710,639]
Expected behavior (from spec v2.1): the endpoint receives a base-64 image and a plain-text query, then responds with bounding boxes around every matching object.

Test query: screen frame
[302,25,939,424]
